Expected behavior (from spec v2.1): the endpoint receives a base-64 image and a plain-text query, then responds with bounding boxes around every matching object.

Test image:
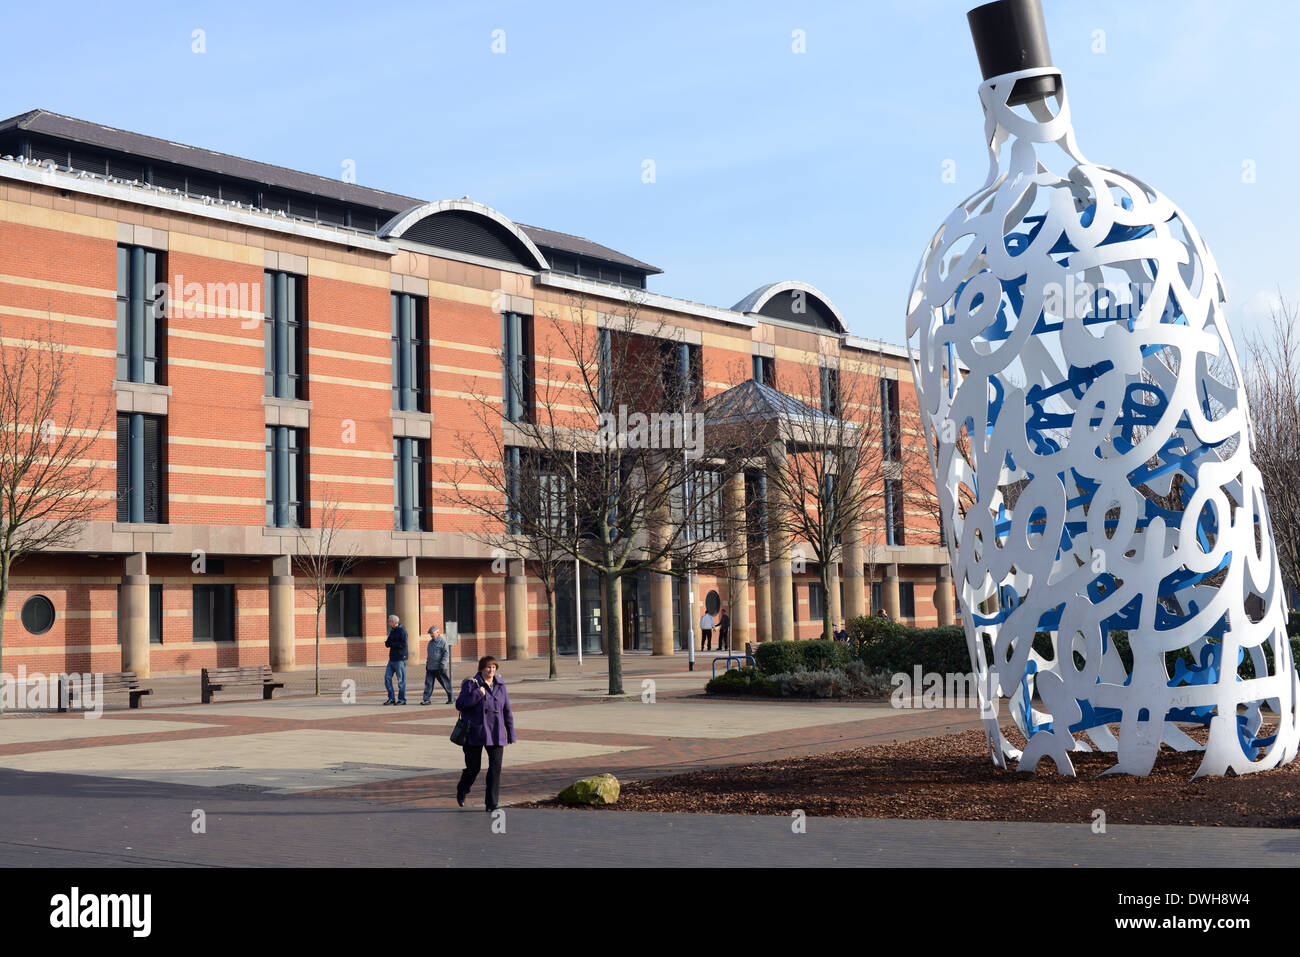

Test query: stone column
[268,554,295,671]
[121,552,151,678]
[936,565,956,626]
[395,557,420,655]
[843,511,867,621]
[767,445,794,643]
[754,566,771,644]
[505,558,529,660]
[884,563,901,621]
[649,470,675,655]
[723,471,750,650]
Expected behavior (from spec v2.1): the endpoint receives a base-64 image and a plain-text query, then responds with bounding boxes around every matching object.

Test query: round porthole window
[21,595,55,635]
[705,590,721,616]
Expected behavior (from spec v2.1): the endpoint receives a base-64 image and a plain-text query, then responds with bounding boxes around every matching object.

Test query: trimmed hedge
[705,667,780,697]
[847,616,969,675]
[754,639,851,677]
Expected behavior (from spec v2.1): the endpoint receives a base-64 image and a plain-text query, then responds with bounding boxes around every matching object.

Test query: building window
[116,245,165,384]
[326,583,363,638]
[116,413,164,523]
[899,582,916,620]
[881,378,901,462]
[821,367,841,416]
[871,582,883,615]
[265,427,306,527]
[792,581,800,622]
[809,582,826,621]
[502,312,533,422]
[391,293,429,412]
[264,271,304,399]
[444,583,476,635]
[21,595,55,635]
[117,585,163,644]
[193,584,235,641]
[691,470,724,542]
[752,354,776,388]
[393,438,430,531]
[886,478,905,546]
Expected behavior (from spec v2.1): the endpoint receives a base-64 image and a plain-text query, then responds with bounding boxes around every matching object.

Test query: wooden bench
[201,665,284,704]
[58,672,152,711]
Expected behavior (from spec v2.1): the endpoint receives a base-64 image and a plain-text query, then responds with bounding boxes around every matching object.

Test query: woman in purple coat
[454,655,516,811]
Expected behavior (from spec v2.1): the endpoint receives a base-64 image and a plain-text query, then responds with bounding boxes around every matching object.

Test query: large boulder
[557,773,620,806]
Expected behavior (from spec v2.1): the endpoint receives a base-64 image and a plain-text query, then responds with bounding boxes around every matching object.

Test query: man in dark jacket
[420,625,452,705]
[717,607,731,652]
[383,614,409,705]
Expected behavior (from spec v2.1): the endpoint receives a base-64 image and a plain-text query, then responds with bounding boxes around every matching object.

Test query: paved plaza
[0,654,1295,866]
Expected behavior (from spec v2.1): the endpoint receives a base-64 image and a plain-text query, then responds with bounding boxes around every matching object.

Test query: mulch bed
[523,725,1300,827]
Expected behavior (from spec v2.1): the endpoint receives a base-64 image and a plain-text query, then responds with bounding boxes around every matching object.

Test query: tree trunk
[314,607,322,696]
[821,562,833,642]
[545,582,558,679]
[604,572,623,696]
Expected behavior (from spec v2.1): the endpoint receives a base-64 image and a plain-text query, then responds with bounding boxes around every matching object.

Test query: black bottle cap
[967,0,1056,105]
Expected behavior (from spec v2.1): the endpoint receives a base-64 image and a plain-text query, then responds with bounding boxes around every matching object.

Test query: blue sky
[2,0,1296,344]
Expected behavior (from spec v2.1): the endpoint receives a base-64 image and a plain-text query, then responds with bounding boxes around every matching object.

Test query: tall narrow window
[691,470,724,542]
[752,354,776,388]
[265,427,305,527]
[899,582,916,619]
[391,293,428,412]
[264,271,304,399]
[809,582,826,621]
[325,583,363,637]
[116,413,164,523]
[820,367,841,416]
[871,581,883,615]
[443,583,477,634]
[116,246,165,384]
[193,584,235,641]
[885,478,905,546]
[502,312,532,422]
[881,377,901,462]
[393,438,430,531]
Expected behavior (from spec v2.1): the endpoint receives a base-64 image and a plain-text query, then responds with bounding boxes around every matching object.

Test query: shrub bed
[754,639,851,677]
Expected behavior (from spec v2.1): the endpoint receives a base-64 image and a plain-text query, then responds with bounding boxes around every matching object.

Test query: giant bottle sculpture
[906,0,1300,776]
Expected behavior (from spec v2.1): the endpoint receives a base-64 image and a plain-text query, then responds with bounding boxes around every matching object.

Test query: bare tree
[294,488,360,695]
[1244,296,1300,602]
[0,329,108,706]
[439,292,759,695]
[740,357,905,641]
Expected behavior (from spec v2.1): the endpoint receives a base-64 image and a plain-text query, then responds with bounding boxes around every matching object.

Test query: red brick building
[0,109,954,677]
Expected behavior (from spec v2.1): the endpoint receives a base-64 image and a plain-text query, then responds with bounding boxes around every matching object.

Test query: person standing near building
[383,614,409,705]
[421,625,452,705]
[717,606,731,652]
[455,656,515,812]
[700,608,715,652]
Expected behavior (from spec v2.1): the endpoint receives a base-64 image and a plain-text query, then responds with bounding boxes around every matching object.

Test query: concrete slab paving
[0,717,222,745]
[0,728,640,793]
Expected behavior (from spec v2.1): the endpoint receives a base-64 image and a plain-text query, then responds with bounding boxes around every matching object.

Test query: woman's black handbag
[450,713,469,746]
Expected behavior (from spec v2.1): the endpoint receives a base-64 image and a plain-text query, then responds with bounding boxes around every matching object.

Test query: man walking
[700,608,715,652]
[421,625,453,705]
[717,606,731,653]
[383,614,409,705]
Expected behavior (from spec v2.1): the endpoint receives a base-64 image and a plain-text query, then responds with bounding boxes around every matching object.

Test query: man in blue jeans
[383,614,409,705]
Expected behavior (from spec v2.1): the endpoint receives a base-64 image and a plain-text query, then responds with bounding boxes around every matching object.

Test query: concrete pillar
[723,471,749,649]
[269,554,295,671]
[505,558,530,659]
[395,557,420,654]
[121,552,151,678]
[936,565,956,626]
[767,446,794,643]
[884,563,901,621]
[754,566,771,644]
[843,513,867,621]
[649,480,675,655]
